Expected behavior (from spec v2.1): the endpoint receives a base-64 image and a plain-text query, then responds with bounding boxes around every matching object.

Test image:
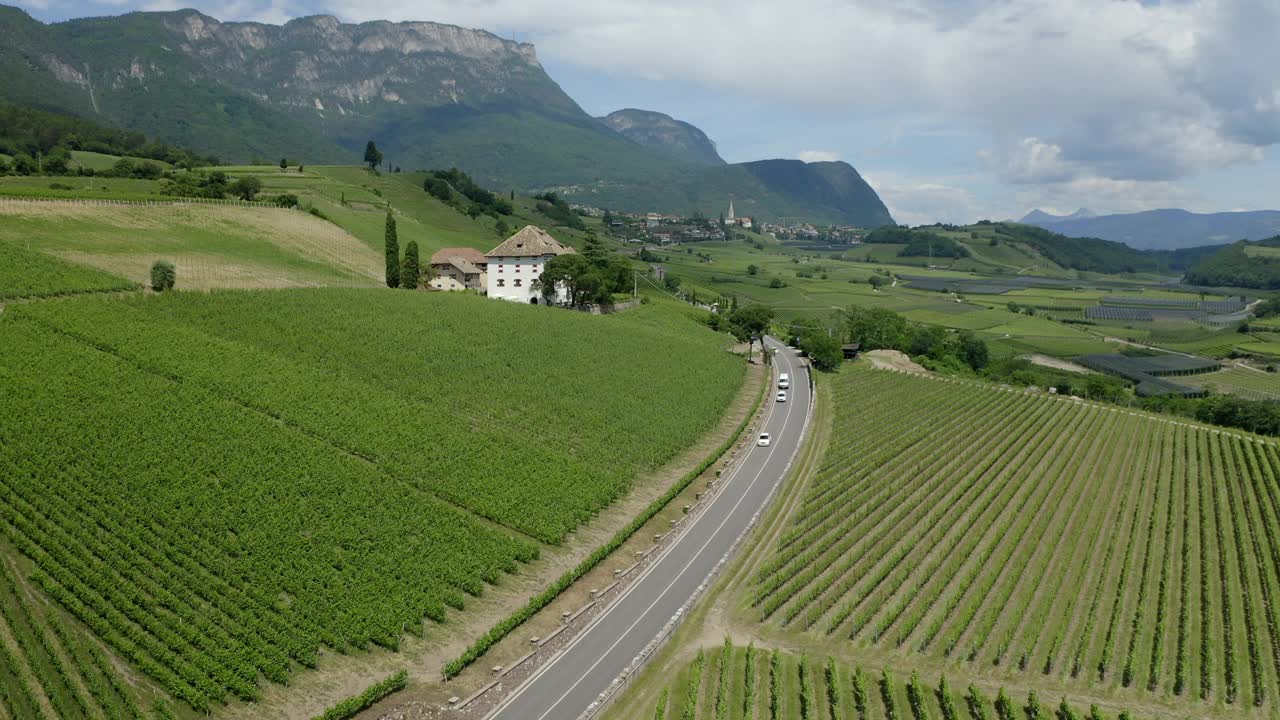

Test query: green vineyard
[754,366,1280,709]
[0,240,138,300]
[0,290,746,711]
[1180,367,1280,401]
[0,554,157,719]
[620,642,1141,720]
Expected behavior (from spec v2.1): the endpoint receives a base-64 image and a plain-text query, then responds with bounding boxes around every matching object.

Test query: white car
[776,391,787,403]
[757,432,771,447]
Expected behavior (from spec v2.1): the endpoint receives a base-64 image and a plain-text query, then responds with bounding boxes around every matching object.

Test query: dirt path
[1023,353,1093,374]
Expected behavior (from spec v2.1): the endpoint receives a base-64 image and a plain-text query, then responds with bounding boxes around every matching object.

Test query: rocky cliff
[600,109,724,166]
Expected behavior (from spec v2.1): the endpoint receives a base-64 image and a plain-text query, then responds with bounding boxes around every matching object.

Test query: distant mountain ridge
[600,109,724,166]
[1020,208,1097,224]
[1020,207,1280,251]
[0,5,894,226]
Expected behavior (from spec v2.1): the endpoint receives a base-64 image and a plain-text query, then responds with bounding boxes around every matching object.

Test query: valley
[2,4,1280,720]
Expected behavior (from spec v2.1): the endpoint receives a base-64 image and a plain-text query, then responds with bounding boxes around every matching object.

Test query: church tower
[727,200,735,224]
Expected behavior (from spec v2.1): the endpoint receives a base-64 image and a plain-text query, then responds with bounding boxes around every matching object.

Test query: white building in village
[485,225,575,305]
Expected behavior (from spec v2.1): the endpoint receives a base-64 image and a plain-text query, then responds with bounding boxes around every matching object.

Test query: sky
[13,0,1280,225]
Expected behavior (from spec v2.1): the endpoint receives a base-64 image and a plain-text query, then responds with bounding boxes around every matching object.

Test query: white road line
[490,347,802,720]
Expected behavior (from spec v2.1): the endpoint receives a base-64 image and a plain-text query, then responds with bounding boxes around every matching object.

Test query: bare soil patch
[862,349,927,373]
[1023,353,1093,374]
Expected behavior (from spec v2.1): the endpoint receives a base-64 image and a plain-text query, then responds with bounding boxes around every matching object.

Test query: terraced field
[753,366,1280,711]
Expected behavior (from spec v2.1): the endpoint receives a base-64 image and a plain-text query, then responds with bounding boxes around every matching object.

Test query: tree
[401,241,420,289]
[747,264,759,276]
[364,140,383,171]
[495,219,510,237]
[729,303,774,358]
[582,227,608,265]
[801,331,843,371]
[538,253,602,306]
[869,275,887,289]
[842,305,909,350]
[230,176,262,201]
[958,331,990,370]
[279,157,288,171]
[384,212,400,288]
[150,260,176,291]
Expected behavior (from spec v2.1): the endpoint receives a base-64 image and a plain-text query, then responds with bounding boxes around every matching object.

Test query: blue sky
[13,0,1280,225]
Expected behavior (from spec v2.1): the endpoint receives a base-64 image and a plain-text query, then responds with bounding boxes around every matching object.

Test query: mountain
[599,109,724,166]
[0,6,893,226]
[1020,208,1096,224]
[1021,208,1280,251]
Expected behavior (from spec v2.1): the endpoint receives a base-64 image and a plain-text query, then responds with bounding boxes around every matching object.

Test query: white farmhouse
[485,225,575,305]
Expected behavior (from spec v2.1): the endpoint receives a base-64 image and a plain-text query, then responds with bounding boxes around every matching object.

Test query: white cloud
[21,0,1280,219]
[863,171,983,226]
[309,0,1279,186]
[797,150,839,163]
[1011,177,1203,218]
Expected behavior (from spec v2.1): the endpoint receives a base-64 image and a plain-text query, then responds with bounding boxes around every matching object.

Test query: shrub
[150,260,176,292]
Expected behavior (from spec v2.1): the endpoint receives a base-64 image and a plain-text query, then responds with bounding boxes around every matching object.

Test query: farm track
[750,365,1280,712]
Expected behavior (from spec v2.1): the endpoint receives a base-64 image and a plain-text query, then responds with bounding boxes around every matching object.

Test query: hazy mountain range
[1020,207,1280,251]
[0,5,893,226]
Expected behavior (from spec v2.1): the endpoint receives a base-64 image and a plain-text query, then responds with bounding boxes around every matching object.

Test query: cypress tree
[384,212,400,288]
[401,241,420,289]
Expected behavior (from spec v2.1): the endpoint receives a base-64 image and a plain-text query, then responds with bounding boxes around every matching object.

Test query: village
[570,201,870,246]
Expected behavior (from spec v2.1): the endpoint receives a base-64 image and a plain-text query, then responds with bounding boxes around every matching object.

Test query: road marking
[491,347,804,720]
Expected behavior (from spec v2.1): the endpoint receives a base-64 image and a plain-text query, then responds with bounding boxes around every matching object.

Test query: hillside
[553,158,895,226]
[1183,236,1280,289]
[599,109,725,165]
[0,289,746,713]
[0,200,384,289]
[1021,207,1280,250]
[0,6,894,226]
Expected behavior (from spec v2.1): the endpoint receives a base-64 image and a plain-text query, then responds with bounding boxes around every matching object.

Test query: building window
[514,279,523,287]
[497,279,505,288]
[515,265,520,273]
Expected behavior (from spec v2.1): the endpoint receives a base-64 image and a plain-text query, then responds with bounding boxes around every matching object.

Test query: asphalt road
[488,338,811,720]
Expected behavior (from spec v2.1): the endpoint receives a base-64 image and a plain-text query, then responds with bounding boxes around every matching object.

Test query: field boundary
[0,195,293,210]
[442,356,770,680]
[575,349,814,720]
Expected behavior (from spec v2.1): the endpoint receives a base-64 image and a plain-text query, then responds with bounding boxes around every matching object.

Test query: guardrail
[442,364,778,718]
[577,347,813,719]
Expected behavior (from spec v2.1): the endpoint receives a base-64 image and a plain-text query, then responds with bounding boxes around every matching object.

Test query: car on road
[757,432,771,447]
[778,373,790,389]
[776,391,787,402]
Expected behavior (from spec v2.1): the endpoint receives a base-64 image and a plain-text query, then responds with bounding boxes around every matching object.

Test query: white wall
[487,255,566,304]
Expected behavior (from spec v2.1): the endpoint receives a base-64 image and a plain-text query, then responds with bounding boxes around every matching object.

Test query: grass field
[0,289,746,712]
[0,240,138,299]
[615,642,1147,720]
[0,200,382,289]
[751,365,1280,712]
